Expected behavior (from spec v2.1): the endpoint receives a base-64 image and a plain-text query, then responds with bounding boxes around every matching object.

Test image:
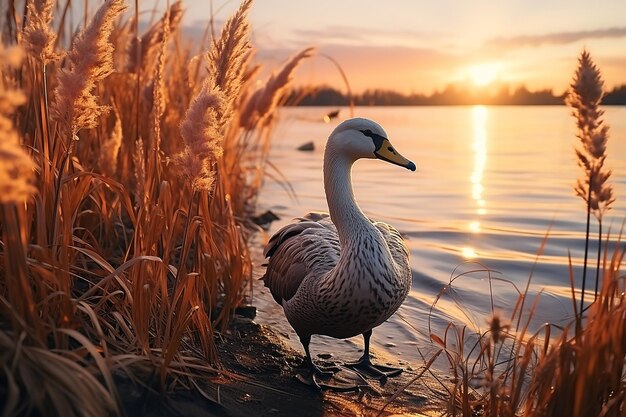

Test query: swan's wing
[373,221,410,266]
[262,212,340,304]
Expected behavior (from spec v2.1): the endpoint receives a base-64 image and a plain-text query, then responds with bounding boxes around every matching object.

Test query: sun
[467,63,501,87]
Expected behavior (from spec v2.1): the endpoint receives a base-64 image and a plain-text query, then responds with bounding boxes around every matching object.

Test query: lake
[254,105,626,369]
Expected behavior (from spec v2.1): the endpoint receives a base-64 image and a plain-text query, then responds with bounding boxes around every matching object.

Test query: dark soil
[119,317,445,417]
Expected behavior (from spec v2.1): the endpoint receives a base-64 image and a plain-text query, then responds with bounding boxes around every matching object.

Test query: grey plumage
[261,118,415,368]
[263,212,411,340]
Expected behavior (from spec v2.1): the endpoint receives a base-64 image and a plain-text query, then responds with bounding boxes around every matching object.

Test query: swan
[262,118,415,389]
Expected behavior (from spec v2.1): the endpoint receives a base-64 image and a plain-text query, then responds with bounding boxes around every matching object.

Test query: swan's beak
[375,138,416,171]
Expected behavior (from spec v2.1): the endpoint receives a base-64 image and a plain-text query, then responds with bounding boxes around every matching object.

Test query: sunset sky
[168,1,626,94]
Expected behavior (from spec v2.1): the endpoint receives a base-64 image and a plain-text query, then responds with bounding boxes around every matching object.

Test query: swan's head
[328,118,416,171]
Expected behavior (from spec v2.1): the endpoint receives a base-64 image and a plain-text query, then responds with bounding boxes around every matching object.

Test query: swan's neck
[323,147,372,246]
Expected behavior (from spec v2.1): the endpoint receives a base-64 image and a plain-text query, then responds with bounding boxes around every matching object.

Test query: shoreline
[111,256,448,417]
[116,308,445,417]
[114,235,448,417]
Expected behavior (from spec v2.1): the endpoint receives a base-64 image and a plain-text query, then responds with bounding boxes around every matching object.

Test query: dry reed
[241,47,315,130]
[126,1,184,74]
[524,243,625,417]
[22,0,60,64]
[98,100,123,177]
[567,50,615,310]
[0,46,36,204]
[568,50,614,216]
[0,0,312,415]
[133,136,146,207]
[51,0,126,139]
[174,83,225,192]
[174,0,251,192]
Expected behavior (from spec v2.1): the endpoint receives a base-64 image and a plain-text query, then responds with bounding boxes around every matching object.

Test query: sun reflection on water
[462,247,478,259]
[471,106,487,210]
[463,105,488,259]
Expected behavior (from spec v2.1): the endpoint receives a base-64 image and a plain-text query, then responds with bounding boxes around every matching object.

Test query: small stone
[384,342,396,348]
[324,109,340,122]
[297,141,314,151]
[317,353,333,359]
[250,210,280,229]
[235,305,257,319]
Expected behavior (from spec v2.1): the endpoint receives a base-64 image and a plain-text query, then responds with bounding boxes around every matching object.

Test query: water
[254,105,626,369]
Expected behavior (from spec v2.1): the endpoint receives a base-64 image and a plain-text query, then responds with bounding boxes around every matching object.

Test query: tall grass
[0,1,311,415]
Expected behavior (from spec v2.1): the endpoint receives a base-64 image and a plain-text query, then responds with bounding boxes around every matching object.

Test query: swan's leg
[296,335,361,391]
[300,336,340,375]
[345,329,403,380]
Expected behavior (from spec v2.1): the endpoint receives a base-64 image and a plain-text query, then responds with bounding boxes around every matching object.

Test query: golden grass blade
[0,330,118,417]
[78,255,163,300]
[56,328,120,410]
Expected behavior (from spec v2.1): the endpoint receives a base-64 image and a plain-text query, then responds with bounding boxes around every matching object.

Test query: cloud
[254,43,462,93]
[293,26,368,44]
[288,25,444,49]
[487,27,626,49]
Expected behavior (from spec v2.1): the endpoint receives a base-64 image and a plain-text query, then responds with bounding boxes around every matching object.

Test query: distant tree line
[287,84,626,106]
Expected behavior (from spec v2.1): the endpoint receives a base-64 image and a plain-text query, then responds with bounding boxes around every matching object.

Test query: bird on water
[262,118,416,389]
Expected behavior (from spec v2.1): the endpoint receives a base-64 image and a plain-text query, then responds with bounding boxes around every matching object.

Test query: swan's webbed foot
[345,355,403,380]
[296,335,365,391]
[295,362,363,392]
[296,360,340,377]
[343,329,403,381]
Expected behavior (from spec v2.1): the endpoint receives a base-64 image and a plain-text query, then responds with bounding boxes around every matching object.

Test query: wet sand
[120,317,443,417]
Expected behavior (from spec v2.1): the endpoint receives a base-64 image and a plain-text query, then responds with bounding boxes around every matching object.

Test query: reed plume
[175,0,252,192]
[175,85,225,192]
[567,50,614,218]
[150,3,171,156]
[133,136,146,207]
[0,44,22,68]
[126,1,183,74]
[51,0,126,139]
[98,100,123,177]
[0,45,36,204]
[22,0,60,63]
[206,0,252,132]
[240,47,314,129]
[486,310,510,345]
[566,50,615,310]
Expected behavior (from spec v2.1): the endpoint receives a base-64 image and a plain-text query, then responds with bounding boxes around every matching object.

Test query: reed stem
[50,143,72,248]
[134,0,141,143]
[594,220,602,300]
[175,191,197,282]
[579,172,592,318]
